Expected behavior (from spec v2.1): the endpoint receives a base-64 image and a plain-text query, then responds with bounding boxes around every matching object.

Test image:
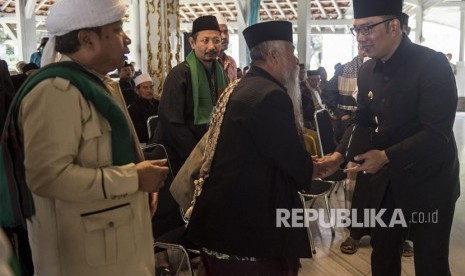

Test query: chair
[141,143,174,180]
[298,179,335,255]
[153,242,195,276]
[296,110,344,254]
[153,221,200,276]
[314,109,337,156]
[314,109,347,195]
[142,143,199,275]
[146,115,159,141]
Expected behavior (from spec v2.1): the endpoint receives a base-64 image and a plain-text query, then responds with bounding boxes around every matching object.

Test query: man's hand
[344,150,389,174]
[340,114,351,121]
[312,161,325,179]
[136,159,169,193]
[317,152,344,179]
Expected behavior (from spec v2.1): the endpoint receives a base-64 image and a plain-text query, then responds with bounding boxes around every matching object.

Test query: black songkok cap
[192,15,220,35]
[353,0,403,19]
[401,12,409,26]
[243,21,293,51]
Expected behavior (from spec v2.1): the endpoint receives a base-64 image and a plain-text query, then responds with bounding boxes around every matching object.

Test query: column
[456,7,465,97]
[234,0,248,68]
[297,0,312,68]
[16,0,37,61]
[414,2,424,44]
[128,0,141,69]
[142,0,181,98]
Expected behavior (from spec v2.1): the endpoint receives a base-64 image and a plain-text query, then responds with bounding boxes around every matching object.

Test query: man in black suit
[319,0,459,275]
[0,60,15,129]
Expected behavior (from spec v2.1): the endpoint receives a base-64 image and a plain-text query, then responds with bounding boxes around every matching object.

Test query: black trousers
[348,173,372,240]
[370,185,455,276]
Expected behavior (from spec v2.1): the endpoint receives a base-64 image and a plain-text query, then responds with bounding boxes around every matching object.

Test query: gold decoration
[186,80,240,221]
[145,0,181,99]
[368,91,374,100]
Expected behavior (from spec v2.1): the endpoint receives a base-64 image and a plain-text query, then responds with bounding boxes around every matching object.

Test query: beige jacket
[0,229,13,276]
[18,61,154,276]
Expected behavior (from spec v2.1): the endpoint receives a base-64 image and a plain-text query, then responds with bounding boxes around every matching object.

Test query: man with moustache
[186,21,319,275]
[1,0,168,275]
[214,13,237,83]
[156,15,228,174]
[128,73,159,143]
[319,0,459,275]
[154,15,227,273]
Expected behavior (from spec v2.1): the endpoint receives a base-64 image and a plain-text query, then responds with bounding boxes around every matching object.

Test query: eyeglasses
[197,37,222,45]
[350,18,395,36]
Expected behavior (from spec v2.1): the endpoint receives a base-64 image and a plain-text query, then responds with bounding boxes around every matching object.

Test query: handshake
[312,149,390,179]
[311,154,343,179]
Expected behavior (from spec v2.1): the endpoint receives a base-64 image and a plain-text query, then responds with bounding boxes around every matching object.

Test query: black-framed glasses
[350,18,395,36]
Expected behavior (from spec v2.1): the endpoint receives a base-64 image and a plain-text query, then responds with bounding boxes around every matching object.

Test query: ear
[188,37,195,49]
[390,18,401,36]
[77,30,97,49]
[269,49,279,64]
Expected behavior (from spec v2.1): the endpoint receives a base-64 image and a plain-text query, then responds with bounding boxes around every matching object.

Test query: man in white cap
[128,73,159,143]
[214,13,237,83]
[1,0,168,275]
[319,0,459,275]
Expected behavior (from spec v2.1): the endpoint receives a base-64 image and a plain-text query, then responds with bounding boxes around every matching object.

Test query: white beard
[284,65,304,133]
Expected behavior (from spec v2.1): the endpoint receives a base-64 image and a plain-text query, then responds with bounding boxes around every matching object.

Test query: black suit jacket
[187,66,314,258]
[337,36,460,214]
[1,60,15,130]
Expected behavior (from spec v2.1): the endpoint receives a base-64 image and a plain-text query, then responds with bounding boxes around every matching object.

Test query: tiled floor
[299,112,465,275]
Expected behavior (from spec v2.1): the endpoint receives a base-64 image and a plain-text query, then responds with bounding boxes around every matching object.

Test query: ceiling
[178,0,351,33]
[0,0,352,34]
[0,0,53,16]
[0,0,464,35]
[0,0,351,20]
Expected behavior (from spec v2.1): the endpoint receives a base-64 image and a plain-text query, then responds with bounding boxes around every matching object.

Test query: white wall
[320,34,356,79]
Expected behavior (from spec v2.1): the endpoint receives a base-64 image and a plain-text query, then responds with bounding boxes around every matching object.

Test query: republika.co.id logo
[276,208,438,228]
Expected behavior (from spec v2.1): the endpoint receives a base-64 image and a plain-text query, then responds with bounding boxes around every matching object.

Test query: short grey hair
[250,40,287,63]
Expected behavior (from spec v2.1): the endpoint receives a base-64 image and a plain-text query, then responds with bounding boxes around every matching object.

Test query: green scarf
[0,61,136,227]
[186,51,228,125]
[12,61,136,165]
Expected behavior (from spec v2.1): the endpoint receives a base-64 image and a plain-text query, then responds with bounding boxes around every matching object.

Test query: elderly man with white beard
[185,21,322,275]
